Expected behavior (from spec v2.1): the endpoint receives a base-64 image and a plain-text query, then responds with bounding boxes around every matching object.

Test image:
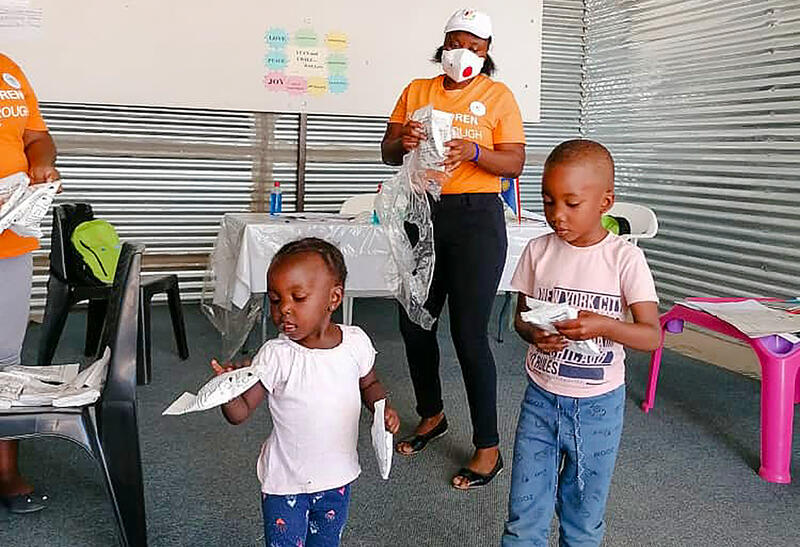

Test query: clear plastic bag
[373,104,458,330]
[375,150,444,331]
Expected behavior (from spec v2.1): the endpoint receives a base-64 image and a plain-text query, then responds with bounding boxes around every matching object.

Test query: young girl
[501,140,660,546]
[211,237,400,547]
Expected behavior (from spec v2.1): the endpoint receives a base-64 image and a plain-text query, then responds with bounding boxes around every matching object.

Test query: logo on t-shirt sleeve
[2,73,21,90]
[470,101,486,117]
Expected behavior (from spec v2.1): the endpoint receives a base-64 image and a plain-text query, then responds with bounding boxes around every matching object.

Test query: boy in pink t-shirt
[501,140,660,546]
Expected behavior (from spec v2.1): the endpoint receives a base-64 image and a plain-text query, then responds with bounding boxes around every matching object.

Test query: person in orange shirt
[0,53,60,514]
[381,9,525,490]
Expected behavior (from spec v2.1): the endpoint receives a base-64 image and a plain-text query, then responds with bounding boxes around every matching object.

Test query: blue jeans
[502,379,625,547]
[262,484,351,547]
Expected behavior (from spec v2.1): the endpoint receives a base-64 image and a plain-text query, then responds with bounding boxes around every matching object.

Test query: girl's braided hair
[270,237,347,287]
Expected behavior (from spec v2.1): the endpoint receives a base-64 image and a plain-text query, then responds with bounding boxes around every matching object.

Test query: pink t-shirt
[511,232,658,398]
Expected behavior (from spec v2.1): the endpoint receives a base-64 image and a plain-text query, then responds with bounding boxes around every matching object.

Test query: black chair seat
[37,203,188,385]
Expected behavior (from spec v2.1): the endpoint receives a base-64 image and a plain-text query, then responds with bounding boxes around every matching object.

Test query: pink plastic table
[643,299,800,483]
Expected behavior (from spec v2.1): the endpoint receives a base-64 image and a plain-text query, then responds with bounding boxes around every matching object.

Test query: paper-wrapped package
[0,172,61,238]
[162,365,262,415]
[0,347,110,408]
[370,399,393,480]
[521,298,602,356]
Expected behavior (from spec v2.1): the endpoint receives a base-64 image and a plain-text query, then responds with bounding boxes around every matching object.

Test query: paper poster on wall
[4,1,543,121]
[263,25,349,99]
[0,0,42,39]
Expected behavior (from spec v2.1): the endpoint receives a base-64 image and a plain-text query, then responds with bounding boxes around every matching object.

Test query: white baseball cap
[444,9,492,40]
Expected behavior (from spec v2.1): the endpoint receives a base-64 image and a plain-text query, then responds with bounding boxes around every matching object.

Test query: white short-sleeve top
[252,324,376,495]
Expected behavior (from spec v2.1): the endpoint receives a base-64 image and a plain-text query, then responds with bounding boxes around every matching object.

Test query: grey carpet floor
[0,298,798,546]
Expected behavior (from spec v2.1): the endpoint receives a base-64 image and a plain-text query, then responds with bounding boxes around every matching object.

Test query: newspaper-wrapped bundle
[0,347,111,409]
[162,365,263,415]
[0,172,61,238]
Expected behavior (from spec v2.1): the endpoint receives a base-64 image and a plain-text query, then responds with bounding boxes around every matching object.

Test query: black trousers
[398,193,507,448]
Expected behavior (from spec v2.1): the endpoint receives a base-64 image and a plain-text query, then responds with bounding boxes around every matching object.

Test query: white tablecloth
[211,212,551,310]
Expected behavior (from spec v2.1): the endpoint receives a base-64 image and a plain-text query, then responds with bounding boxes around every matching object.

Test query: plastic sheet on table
[200,211,260,359]
[202,212,396,358]
[201,265,261,362]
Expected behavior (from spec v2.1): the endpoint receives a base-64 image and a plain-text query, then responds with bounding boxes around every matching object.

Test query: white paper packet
[521,298,602,356]
[408,105,454,200]
[162,365,262,416]
[0,172,61,238]
[72,347,111,390]
[0,172,29,210]
[0,347,110,408]
[52,387,102,407]
[1,363,80,384]
[411,105,453,169]
[0,372,27,402]
[370,399,393,480]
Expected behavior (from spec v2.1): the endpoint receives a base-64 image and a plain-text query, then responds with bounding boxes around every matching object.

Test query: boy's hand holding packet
[520,297,602,356]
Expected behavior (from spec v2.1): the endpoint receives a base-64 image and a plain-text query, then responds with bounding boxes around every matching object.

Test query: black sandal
[395,416,448,456]
[1,492,48,514]
[452,453,504,490]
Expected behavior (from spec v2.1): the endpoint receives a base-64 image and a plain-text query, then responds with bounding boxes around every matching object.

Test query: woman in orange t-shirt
[0,53,60,514]
[381,9,525,490]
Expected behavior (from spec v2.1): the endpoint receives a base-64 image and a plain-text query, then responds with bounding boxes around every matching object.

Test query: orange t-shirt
[0,53,47,259]
[389,74,525,195]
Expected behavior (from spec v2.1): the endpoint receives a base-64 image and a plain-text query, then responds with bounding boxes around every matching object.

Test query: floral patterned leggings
[261,483,351,547]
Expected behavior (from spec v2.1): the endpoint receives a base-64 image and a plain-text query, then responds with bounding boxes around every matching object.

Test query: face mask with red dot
[441,48,485,83]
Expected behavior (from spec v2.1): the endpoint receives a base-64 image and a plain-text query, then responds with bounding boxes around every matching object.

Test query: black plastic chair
[38,203,189,384]
[0,243,148,547]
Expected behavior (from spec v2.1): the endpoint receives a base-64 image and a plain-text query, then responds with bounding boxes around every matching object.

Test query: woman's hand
[400,120,426,152]
[443,139,477,173]
[23,129,58,184]
[384,403,400,434]
[554,311,612,341]
[28,165,60,185]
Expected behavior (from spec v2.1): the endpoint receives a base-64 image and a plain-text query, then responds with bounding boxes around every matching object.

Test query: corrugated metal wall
[31,0,584,313]
[521,0,585,208]
[582,0,800,304]
[34,104,298,311]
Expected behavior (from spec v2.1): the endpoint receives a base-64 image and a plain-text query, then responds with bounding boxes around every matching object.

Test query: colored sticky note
[264,50,288,70]
[285,75,308,96]
[328,75,349,94]
[325,32,348,51]
[327,53,348,75]
[293,28,317,47]
[307,77,328,97]
[263,71,286,92]
[265,27,289,49]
